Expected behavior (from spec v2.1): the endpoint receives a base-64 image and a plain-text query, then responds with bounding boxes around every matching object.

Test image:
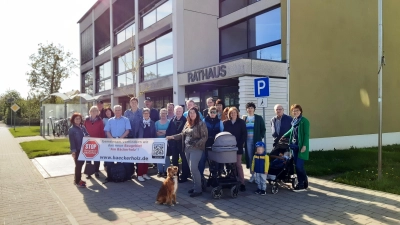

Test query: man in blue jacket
[271,104,292,147]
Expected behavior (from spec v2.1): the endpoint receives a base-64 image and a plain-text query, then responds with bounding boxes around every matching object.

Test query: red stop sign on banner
[82,140,99,158]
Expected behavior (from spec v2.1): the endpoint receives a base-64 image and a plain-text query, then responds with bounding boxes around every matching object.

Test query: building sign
[187,65,226,83]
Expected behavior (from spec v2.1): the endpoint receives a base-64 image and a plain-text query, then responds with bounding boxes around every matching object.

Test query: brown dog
[155,166,179,206]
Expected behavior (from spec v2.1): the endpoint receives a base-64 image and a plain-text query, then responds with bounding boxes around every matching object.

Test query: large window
[82,70,93,95]
[116,23,135,45]
[220,7,281,62]
[220,0,261,17]
[81,26,93,64]
[97,61,112,92]
[142,32,173,81]
[116,51,136,87]
[142,0,172,30]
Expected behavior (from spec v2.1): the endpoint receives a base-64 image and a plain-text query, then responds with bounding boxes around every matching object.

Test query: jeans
[172,147,190,180]
[292,149,307,188]
[255,173,267,191]
[157,156,171,173]
[246,139,254,172]
[186,149,203,193]
[73,151,85,183]
[198,149,208,177]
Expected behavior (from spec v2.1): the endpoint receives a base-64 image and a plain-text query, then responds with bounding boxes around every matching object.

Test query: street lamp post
[377,0,383,180]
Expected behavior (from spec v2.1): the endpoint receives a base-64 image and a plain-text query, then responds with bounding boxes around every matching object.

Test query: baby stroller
[206,132,240,199]
[267,140,308,194]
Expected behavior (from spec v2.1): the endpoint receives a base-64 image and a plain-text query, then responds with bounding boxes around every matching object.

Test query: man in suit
[271,104,292,147]
[144,97,159,122]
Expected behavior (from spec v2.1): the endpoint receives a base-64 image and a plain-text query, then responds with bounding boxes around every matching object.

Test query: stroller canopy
[212,132,238,152]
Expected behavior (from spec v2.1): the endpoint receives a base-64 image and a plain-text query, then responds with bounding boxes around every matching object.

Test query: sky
[0,0,98,98]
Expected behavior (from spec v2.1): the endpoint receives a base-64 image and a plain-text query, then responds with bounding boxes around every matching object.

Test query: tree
[26,43,78,103]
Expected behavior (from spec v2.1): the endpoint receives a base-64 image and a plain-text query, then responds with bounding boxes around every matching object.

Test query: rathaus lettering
[187,65,226,83]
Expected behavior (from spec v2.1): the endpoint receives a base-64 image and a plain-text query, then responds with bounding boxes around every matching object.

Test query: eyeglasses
[292,110,300,113]
[210,111,217,114]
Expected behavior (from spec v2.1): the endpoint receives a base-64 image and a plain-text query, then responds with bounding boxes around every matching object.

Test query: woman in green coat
[282,104,310,192]
[242,102,266,183]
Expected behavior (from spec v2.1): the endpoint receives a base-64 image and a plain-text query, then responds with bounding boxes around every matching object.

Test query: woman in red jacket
[84,106,105,178]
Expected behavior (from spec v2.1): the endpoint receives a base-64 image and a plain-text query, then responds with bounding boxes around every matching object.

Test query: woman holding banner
[137,108,157,182]
[84,106,105,178]
[166,107,208,197]
[69,113,89,188]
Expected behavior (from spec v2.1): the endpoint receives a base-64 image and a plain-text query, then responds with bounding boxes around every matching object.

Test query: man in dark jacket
[165,105,190,183]
[202,97,215,118]
[144,97,159,122]
[271,104,292,147]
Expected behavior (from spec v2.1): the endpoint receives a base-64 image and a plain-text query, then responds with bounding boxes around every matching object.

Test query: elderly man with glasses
[271,104,292,147]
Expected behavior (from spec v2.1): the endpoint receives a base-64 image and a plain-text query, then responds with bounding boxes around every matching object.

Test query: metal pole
[10,107,12,127]
[286,0,291,111]
[263,107,266,142]
[14,111,16,131]
[377,0,383,180]
[64,101,67,119]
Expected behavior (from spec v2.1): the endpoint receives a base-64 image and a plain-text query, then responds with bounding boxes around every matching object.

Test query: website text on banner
[78,137,167,163]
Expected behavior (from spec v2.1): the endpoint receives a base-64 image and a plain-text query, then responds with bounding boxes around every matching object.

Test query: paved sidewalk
[0,125,73,225]
[47,168,400,225]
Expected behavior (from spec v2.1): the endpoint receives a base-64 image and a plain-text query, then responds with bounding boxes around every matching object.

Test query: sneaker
[260,190,266,196]
[249,175,255,183]
[293,186,307,192]
[190,192,202,197]
[75,180,86,188]
[254,189,261,194]
[138,176,145,182]
[95,172,99,178]
[157,173,163,177]
[240,184,246,192]
[143,174,152,180]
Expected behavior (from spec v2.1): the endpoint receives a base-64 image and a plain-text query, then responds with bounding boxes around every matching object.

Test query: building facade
[78,0,400,151]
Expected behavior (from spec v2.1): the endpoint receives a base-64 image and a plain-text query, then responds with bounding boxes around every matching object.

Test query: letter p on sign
[254,78,270,97]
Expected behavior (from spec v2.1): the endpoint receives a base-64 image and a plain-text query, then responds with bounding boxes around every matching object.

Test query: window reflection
[116,51,136,87]
[156,32,173,59]
[144,64,157,81]
[248,8,281,47]
[143,10,156,29]
[157,58,173,77]
[143,41,156,64]
[142,0,172,30]
[116,23,135,45]
[157,0,172,21]
[249,44,281,61]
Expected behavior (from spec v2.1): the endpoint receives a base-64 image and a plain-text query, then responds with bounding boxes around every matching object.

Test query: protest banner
[78,137,167,163]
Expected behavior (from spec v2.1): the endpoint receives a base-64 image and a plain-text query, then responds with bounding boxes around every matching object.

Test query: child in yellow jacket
[251,141,269,195]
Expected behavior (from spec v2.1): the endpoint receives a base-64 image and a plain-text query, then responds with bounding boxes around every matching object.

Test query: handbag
[84,163,96,176]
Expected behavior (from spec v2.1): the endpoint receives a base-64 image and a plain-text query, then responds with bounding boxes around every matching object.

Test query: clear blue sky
[0,0,97,98]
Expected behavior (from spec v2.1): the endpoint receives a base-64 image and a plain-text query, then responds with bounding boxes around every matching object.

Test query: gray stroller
[206,132,240,199]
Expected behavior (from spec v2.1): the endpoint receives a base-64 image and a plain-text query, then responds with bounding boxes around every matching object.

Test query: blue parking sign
[254,78,270,97]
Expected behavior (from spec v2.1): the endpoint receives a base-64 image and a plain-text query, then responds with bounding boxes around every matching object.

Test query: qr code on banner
[152,142,165,159]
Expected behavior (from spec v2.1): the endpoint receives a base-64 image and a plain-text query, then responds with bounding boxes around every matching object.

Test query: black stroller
[267,140,308,194]
[206,132,240,199]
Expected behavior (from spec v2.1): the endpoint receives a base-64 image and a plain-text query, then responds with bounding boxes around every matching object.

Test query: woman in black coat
[223,107,247,192]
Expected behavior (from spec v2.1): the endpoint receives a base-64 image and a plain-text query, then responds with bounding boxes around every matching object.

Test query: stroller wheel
[230,185,239,198]
[271,184,279,194]
[211,187,223,199]
[291,176,298,189]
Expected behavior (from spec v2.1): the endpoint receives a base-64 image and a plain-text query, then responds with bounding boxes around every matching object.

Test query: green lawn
[306,145,400,195]
[9,126,40,137]
[20,139,70,159]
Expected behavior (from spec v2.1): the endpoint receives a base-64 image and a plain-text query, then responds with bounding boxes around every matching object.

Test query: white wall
[238,76,288,152]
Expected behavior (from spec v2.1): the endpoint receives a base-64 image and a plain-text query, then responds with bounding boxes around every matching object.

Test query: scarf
[143,118,151,128]
[291,115,302,127]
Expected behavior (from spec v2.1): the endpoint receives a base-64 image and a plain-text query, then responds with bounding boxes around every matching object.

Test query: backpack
[104,163,127,183]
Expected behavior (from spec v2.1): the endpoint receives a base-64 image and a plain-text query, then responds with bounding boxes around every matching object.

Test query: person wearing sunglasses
[198,106,224,180]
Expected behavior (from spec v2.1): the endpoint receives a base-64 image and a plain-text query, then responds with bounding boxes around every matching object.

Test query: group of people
[68,96,310,196]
